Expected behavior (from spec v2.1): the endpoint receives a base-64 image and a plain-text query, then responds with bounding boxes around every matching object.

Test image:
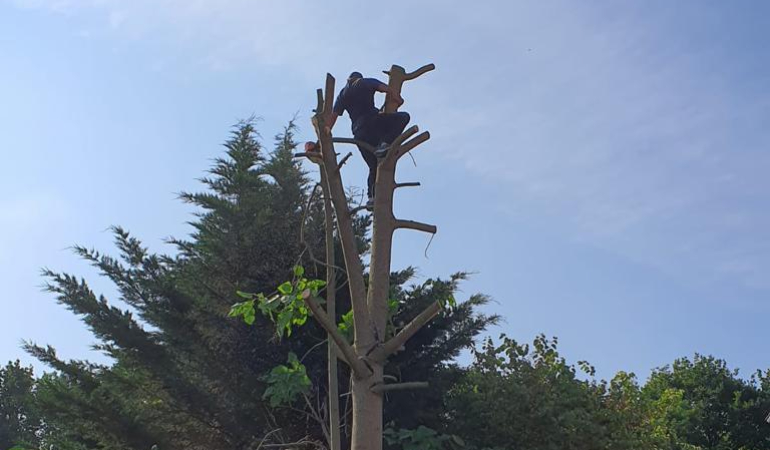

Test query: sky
[1,0,769,381]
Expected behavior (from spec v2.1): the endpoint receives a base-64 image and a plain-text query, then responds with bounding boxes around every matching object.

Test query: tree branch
[293,152,323,162]
[382,63,435,113]
[373,301,441,361]
[383,63,435,81]
[392,125,419,148]
[315,88,324,113]
[395,131,430,160]
[395,182,421,189]
[332,137,376,156]
[324,74,335,114]
[370,382,429,394]
[303,292,370,378]
[337,152,353,169]
[394,220,437,234]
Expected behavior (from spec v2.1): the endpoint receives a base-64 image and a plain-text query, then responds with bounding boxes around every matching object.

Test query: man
[325,71,410,207]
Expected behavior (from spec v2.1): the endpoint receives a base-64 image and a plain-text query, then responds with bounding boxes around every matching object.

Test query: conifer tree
[27,118,497,450]
[0,361,41,450]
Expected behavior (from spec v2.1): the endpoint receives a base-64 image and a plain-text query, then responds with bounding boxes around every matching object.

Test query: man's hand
[376,82,405,107]
[304,141,319,153]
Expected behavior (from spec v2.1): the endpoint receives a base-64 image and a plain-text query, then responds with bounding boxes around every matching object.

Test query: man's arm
[374,81,404,106]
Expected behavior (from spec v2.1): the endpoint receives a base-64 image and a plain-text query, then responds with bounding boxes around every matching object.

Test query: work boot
[374,142,390,158]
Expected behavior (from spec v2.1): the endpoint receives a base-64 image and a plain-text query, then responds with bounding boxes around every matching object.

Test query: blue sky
[1,0,769,381]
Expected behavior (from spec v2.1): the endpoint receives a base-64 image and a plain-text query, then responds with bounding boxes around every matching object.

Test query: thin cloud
[6,0,770,290]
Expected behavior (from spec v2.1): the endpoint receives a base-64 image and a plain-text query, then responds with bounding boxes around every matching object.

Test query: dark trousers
[353,111,410,198]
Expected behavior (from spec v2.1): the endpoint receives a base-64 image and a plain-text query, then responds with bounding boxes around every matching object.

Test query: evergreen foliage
[17,120,495,450]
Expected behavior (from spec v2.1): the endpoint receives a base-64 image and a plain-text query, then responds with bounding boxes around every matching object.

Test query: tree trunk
[322,170,342,450]
[350,365,384,450]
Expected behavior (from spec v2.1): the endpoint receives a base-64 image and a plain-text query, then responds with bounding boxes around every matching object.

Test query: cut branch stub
[324,74,335,114]
[315,88,324,113]
[396,131,430,160]
[372,301,442,362]
[293,152,323,162]
[382,63,435,114]
[338,152,353,168]
[392,125,419,148]
[394,219,437,235]
[381,129,430,169]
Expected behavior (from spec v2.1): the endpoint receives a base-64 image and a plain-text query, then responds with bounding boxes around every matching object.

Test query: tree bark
[321,170,341,450]
[350,364,384,450]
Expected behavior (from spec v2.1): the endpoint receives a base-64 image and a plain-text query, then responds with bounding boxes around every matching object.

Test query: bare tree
[297,63,438,450]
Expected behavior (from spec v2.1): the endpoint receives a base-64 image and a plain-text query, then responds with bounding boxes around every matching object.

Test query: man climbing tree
[316,71,410,207]
[297,63,437,450]
[232,62,440,450]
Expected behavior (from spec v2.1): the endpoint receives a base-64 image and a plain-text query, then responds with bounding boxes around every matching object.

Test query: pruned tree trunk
[350,362,384,450]
[320,169,341,450]
[299,63,437,450]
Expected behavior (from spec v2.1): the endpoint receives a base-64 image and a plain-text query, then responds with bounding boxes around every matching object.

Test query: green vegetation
[3,121,768,450]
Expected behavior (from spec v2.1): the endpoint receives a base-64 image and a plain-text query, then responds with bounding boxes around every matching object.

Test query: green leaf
[293,265,305,277]
[278,281,293,295]
[236,276,325,338]
[337,309,354,341]
[261,353,312,407]
[276,309,293,338]
[235,290,253,299]
[244,307,256,325]
[228,300,256,325]
[307,279,327,295]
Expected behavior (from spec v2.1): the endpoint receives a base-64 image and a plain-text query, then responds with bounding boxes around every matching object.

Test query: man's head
[348,71,363,83]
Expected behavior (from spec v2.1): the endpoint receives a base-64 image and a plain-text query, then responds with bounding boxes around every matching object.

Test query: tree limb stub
[395,182,421,189]
[303,292,370,378]
[324,74,335,115]
[392,125,419,148]
[394,219,437,234]
[315,88,324,113]
[293,152,323,162]
[369,382,429,394]
[382,63,436,114]
[338,152,353,168]
[403,63,436,81]
[395,131,430,160]
[373,301,441,361]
